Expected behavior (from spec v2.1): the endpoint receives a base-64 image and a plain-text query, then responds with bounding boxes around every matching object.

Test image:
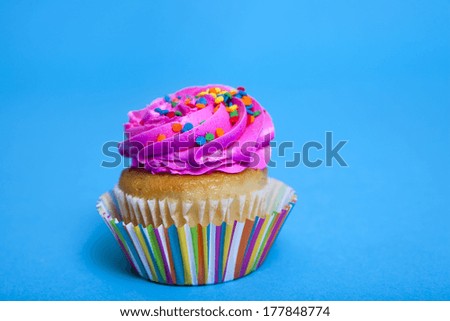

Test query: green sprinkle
[205,133,215,141]
[254,110,261,117]
[171,101,177,107]
[175,111,182,116]
[230,110,238,117]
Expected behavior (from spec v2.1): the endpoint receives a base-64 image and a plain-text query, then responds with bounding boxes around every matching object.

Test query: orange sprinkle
[156,133,166,141]
[185,98,191,104]
[216,128,225,137]
[230,89,237,95]
[196,103,206,109]
[248,115,255,124]
[242,96,252,106]
[172,123,182,133]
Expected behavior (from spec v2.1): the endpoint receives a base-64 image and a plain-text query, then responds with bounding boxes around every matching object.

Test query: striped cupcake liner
[96,178,296,285]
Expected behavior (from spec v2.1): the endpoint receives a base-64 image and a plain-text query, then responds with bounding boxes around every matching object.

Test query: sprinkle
[197,97,208,105]
[215,87,221,93]
[195,135,207,146]
[160,109,169,115]
[164,95,171,102]
[209,87,217,94]
[196,103,206,109]
[187,103,197,108]
[254,110,261,117]
[230,116,239,124]
[237,86,246,91]
[157,133,166,141]
[215,96,224,104]
[175,111,183,116]
[185,98,191,104]
[182,122,194,133]
[246,109,254,115]
[167,111,175,118]
[248,115,255,124]
[226,104,238,112]
[177,96,181,99]
[246,104,253,109]
[172,123,182,132]
[242,96,252,106]
[171,101,177,107]
[238,90,247,96]
[155,107,162,114]
[199,120,206,125]
[205,133,215,141]
[229,110,238,117]
[230,89,237,95]
[216,128,224,137]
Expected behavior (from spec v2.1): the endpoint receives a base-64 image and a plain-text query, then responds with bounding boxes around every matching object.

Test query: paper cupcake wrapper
[96,178,297,285]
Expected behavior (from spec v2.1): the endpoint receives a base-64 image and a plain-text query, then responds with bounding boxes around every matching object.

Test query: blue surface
[1,0,449,300]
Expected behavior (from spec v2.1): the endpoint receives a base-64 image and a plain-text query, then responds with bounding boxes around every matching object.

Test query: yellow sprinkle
[209,93,217,98]
[215,87,221,93]
[197,91,207,97]
[226,104,238,112]
[215,96,224,104]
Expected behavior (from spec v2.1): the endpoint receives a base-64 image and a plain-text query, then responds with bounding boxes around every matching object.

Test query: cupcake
[97,85,297,285]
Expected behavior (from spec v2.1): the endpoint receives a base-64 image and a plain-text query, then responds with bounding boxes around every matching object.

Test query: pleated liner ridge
[96,178,297,285]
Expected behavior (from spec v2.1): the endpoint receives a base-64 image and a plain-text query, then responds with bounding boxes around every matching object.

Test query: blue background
[1,0,449,300]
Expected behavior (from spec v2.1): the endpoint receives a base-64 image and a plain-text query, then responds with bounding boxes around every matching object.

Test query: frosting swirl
[118,85,274,175]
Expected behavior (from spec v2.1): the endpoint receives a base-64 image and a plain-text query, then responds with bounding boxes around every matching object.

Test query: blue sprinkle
[234,93,242,98]
[246,109,254,115]
[182,122,194,133]
[155,107,162,113]
[246,104,253,109]
[197,97,207,105]
[238,90,247,96]
[164,95,171,102]
[177,96,181,99]
[195,135,207,146]
[160,109,169,115]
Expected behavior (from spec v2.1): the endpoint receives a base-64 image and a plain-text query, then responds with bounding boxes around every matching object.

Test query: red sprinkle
[237,86,246,91]
[230,116,239,125]
[167,111,175,118]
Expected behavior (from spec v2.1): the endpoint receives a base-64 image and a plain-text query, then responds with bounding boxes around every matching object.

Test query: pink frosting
[118,85,274,175]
